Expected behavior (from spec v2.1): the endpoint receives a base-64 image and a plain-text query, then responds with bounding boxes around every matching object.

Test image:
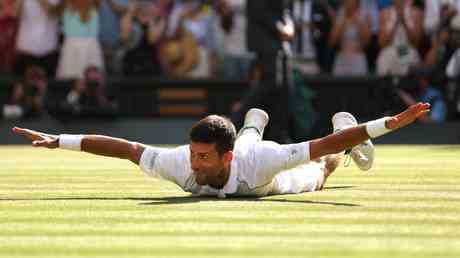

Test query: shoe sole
[332,112,374,171]
[332,112,358,132]
[245,108,269,126]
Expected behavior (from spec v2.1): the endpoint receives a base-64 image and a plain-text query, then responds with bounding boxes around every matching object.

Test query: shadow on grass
[0,190,359,207]
[323,185,355,190]
[133,196,358,207]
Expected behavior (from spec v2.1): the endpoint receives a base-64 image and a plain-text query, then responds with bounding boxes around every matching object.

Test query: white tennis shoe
[332,112,374,171]
[238,108,269,137]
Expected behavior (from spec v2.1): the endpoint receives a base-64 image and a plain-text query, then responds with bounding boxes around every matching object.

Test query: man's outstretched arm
[309,102,431,161]
[12,127,146,165]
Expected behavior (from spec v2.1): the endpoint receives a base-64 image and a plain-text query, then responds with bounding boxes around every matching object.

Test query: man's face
[189,142,229,186]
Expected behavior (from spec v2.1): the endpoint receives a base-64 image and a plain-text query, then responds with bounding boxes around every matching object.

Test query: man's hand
[12,127,59,148]
[386,103,431,130]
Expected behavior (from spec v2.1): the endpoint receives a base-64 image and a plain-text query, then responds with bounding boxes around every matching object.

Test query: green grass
[1,145,459,258]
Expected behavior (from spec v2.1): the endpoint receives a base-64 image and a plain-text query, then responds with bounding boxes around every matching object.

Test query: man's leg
[236,108,269,143]
[332,112,375,171]
[269,153,344,195]
[315,154,345,190]
[309,103,430,161]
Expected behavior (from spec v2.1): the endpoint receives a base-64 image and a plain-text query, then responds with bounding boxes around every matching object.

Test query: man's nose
[191,159,201,172]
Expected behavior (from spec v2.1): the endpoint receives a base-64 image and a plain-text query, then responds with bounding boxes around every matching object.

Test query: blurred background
[1,0,459,144]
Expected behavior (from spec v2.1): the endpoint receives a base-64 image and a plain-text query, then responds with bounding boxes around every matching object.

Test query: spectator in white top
[213,0,255,79]
[425,8,460,76]
[291,0,319,75]
[174,1,216,78]
[329,0,372,76]
[14,0,61,78]
[376,0,423,76]
[56,0,104,79]
[424,0,442,39]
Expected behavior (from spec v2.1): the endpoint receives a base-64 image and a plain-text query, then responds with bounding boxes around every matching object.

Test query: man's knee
[315,173,325,191]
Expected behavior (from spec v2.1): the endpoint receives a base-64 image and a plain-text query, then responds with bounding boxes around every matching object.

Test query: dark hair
[189,115,236,155]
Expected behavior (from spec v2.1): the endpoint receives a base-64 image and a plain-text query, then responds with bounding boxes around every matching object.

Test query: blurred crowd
[2,0,460,124]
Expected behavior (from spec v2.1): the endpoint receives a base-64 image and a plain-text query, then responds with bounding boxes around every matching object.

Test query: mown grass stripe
[0,145,459,258]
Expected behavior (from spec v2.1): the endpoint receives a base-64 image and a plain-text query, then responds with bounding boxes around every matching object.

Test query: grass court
[0,145,459,258]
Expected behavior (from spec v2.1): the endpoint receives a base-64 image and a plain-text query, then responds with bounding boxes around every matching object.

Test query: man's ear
[223,151,233,163]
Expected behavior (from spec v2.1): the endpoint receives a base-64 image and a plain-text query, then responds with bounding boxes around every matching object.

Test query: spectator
[213,0,255,79]
[2,65,47,120]
[445,17,460,78]
[62,65,117,118]
[291,0,319,75]
[158,32,199,78]
[425,4,460,71]
[361,0,380,73]
[377,0,392,10]
[396,66,447,123]
[157,0,202,78]
[311,0,340,74]
[98,0,129,75]
[15,0,61,78]
[56,0,104,79]
[121,0,166,77]
[329,0,371,76]
[442,15,460,119]
[424,0,442,40]
[376,0,423,76]
[173,1,216,78]
[232,0,294,143]
[0,0,20,74]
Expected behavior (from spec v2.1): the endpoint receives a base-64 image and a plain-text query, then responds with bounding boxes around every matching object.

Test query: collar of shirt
[217,161,238,198]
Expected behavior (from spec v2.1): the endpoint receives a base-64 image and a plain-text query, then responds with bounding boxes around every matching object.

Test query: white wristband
[365,117,392,138]
[59,134,83,151]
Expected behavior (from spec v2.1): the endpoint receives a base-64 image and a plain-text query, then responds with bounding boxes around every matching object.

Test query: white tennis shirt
[139,140,311,198]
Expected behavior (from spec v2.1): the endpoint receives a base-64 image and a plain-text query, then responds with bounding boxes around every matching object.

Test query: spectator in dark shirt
[63,65,117,118]
[120,1,166,76]
[3,65,48,120]
[0,0,20,74]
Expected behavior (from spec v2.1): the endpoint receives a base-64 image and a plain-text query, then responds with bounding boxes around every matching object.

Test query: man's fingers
[412,102,430,112]
[32,140,46,147]
[12,127,54,143]
[387,103,431,130]
[14,127,58,148]
[412,103,431,118]
[12,127,43,141]
[32,139,58,148]
[416,109,430,118]
[13,127,36,135]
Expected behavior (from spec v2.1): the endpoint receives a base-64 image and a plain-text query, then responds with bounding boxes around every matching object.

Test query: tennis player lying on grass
[13,103,430,198]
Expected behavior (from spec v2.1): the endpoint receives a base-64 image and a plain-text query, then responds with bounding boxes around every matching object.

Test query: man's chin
[195,176,207,186]
[196,181,206,186]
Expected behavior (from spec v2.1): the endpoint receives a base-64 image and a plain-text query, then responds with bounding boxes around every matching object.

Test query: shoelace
[344,147,369,168]
[344,149,352,167]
